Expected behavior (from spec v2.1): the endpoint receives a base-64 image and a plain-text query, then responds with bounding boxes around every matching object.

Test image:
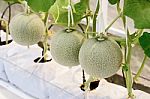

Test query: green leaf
[49,0,68,25]
[73,0,88,24]
[139,32,150,58]
[49,0,88,26]
[123,0,150,29]
[25,0,56,12]
[108,0,119,5]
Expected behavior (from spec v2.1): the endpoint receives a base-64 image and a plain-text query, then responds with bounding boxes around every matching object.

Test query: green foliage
[49,0,88,26]
[139,32,150,58]
[25,0,56,12]
[49,0,68,25]
[73,0,88,24]
[124,0,150,29]
[108,0,119,5]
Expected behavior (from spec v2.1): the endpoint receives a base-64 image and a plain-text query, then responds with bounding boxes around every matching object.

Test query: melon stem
[92,0,99,36]
[85,17,90,39]
[67,0,71,31]
[23,1,29,14]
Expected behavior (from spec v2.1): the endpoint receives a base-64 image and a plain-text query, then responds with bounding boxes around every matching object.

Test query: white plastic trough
[0,30,150,99]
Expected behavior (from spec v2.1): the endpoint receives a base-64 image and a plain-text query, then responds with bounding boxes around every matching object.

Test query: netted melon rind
[9,13,45,46]
[79,38,122,78]
[51,29,85,67]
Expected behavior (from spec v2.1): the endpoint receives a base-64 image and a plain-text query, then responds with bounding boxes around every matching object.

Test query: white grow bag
[0,31,150,99]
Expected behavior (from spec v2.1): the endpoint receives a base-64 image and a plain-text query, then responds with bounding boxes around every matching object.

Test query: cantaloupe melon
[51,29,85,67]
[9,13,45,46]
[79,38,122,78]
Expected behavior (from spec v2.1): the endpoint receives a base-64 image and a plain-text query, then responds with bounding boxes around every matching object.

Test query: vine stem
[133,55,147,81]
[78,24,85,33]
[82,69,86,84]
[124,18,134,99]
[1,2,18,18]
[132,29,143,44]
[92,0,99,36]
[67,0,71,31]
[85,17,90,39]
[6,2,11,44]
[137,29,143,38]
[43,12,49,61]
[105,12,122,32]
[48,24,54,30]
[117,1,134,98]
[67,6,71,30]
[23,1,28,14]
[70,5,74,26]
[8,2,11,24]
[125,44,134,98]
